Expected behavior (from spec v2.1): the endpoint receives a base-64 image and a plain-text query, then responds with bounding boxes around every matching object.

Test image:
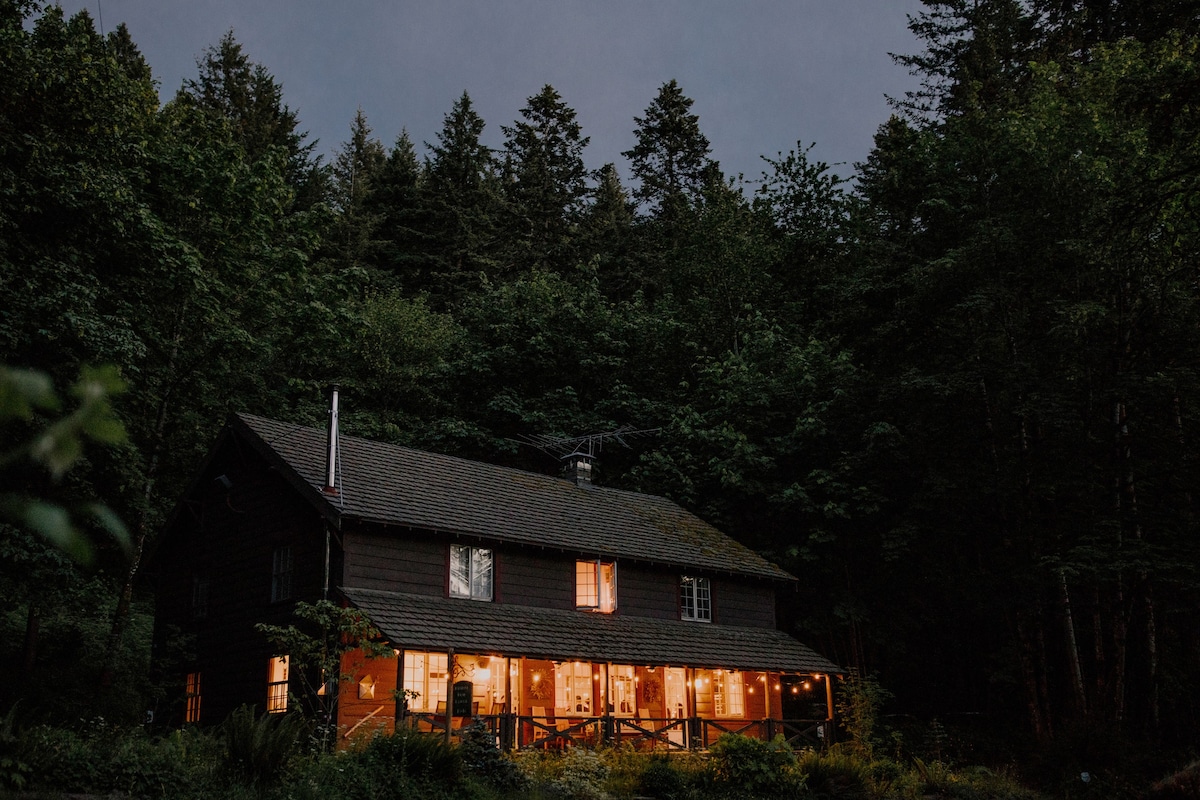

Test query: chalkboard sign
[452,680,473,717]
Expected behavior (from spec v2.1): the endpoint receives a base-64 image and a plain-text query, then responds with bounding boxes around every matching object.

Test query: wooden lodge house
[154,397,841,750]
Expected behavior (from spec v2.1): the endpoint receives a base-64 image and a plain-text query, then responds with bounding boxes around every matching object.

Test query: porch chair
[531,706,550,743]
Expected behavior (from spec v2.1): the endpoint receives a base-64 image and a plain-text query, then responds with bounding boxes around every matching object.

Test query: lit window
[680,576,711,622]
[576,560,616,612]
[449,545,493,601]
[555,661,593,714]
[185,672,202,723]
[713,670,745,717]
[271,546,292,602]
[192,576,209,619]
[267,655,289,713]
[403,651,448,712]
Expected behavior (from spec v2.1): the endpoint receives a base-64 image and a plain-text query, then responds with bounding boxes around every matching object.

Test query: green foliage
[796,748,871,800]
[459,719,528,792]
[0,364,129,564]
[221,704,307,787]
[256,600,392,749]
[361,726,463,787]
[835,673,891,760]
[708,733,802,797]
[637,755,689,800]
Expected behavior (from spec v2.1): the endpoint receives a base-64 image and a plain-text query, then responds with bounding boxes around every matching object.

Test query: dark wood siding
[342,531,445,595]
[713,578,775,628]
[153,434,325,726]
[616,564,677,620]
[496,550,573,609]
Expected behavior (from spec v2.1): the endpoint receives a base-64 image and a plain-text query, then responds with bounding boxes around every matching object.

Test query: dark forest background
[2,0,1199,776]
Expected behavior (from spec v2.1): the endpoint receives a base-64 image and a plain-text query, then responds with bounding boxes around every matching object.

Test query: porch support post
[503,656,514,751]
[394,648,405,731]
[763,671,773,741]
[445,649,454,745]
[687,666,698,749]
[824,673,834,720]
[604,661,613,744]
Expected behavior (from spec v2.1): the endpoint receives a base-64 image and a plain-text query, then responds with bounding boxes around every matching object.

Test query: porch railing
[401,712,830,752]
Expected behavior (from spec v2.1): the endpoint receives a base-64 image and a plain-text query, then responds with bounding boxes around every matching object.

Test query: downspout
[322,385,340,599]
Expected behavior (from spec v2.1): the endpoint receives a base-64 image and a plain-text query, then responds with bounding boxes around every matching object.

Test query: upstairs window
[271,546,292,602]
[267,655,289,713]
[576,560,616,613]
[192,575,209,619]
[681,576,711,622]
[450,545,493,601]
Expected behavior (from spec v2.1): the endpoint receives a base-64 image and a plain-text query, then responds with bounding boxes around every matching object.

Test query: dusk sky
[54,0,926,185]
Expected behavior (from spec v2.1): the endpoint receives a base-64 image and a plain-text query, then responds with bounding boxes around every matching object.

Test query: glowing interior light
[792,686,800,694]
[532,673,541,683]
[774,684,781,690]
[477,668,491,680]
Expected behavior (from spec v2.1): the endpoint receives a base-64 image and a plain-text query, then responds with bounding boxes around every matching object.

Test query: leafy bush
[796,748,870,799]
[362,725,463,786]
[458,719,527,791]
[1149,760,1200,799]
[708,732,801,797]
[637,754,688,800]
[222,704,307,786]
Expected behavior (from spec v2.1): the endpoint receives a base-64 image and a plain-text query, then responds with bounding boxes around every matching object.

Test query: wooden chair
[531,706,550,743]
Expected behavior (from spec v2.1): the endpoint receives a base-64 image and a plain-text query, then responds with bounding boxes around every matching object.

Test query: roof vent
[323,384,340,496]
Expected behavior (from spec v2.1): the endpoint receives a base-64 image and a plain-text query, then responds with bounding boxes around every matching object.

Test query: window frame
[449,544,494,601]
[184,671,202,723]
[191,575,209,619]
[680,575,712,622]
[576,559,617,613]
[267,655,289,713]
[271,545,292,603]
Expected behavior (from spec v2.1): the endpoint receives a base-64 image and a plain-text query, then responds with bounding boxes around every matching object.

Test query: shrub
[708,733,801,797]
[221,704,307,786]
[1149,761,1200,799]
[458,719,527,792]
[637,755,688,800]
[362,726,463,786]
[796,748,870,799]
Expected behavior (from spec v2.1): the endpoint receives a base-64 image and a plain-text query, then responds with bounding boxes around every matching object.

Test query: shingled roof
[232,414,793,581]
[343,587,840,674]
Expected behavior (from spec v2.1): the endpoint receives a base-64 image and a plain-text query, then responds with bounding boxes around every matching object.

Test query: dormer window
[681,575,711,622]
[450,545,493,601]
[576,560,616,613]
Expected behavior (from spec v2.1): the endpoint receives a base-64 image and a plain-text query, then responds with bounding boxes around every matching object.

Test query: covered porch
[339,587,841,751]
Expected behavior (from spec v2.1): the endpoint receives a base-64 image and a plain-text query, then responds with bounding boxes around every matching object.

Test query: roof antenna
[519,426,659,487]
[322,384,340,496]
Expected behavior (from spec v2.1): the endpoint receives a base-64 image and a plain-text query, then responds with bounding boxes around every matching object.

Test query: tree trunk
[95,298,186,700]
[1059,570,1088,717]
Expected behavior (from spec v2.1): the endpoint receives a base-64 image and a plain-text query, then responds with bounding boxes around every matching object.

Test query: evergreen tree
[623,79,720,218]
[328,108,387,273]
[500,85,590,272]
[366,129,427,290]
[421,92,503,306]
[178,30,322,204]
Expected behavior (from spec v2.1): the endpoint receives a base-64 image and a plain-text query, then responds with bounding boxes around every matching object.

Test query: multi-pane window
[449,545,493,601]
[267,655,289,713]
[184,672,202,723]
[680,575,711,622]
[403,651,449,712]
[555,661,593,714]
[576,560,616,612]
[713,670,745,717]
[192,576,209,619]
[271,546,292,602]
